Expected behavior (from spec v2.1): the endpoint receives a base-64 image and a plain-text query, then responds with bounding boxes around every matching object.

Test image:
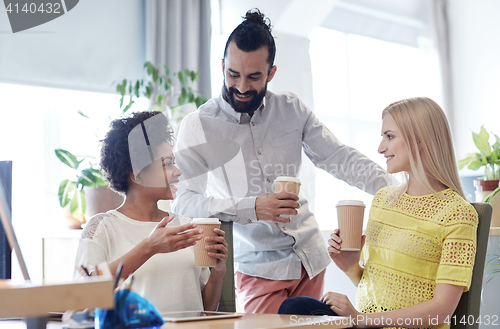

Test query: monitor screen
[0,161,12,279]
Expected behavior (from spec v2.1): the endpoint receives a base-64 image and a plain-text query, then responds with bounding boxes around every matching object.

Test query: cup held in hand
[192,218,221,267]
[274,176,301,195]
[336,200,365,251]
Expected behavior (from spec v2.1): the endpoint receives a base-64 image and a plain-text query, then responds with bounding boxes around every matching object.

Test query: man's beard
[223,81,267,114]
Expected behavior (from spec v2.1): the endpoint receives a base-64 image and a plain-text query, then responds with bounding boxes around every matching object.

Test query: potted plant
[458,126,500,227]
[55,62,208,227]
[55,149,111,228]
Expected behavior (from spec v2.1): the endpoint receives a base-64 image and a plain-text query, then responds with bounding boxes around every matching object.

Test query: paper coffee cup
[192,218,221,267]
[336,200,365,251]
[274,176,301,194]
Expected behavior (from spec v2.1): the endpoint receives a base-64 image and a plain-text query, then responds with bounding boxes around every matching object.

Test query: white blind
[0,0,145,93]
[321,0,429,48]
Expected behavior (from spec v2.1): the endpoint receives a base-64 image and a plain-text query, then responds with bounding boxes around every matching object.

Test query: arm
[172,113,300,224]
[300,103,387,195]
[201,228,228,311]
[323,283,463,328]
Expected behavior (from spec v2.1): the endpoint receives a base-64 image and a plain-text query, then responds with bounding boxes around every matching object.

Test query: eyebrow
[228,68,262,77]
[382,130,394,135]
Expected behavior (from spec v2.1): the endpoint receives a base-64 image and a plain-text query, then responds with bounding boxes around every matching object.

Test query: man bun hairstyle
[224,8,276,68]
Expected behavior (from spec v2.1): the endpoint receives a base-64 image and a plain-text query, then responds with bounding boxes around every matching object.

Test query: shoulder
[372,187,390,205]
[81,212,117,240]
[440,190,478,226]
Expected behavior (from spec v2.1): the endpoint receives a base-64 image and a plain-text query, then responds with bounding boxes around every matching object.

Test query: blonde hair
[382,97,466,201]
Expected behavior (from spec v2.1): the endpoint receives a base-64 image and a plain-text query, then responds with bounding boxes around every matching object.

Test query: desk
[161,314,351,329]
[0,314,351,329]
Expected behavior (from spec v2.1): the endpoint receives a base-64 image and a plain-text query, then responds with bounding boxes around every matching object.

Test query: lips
[169,180,179,191]
[234,92,252,102]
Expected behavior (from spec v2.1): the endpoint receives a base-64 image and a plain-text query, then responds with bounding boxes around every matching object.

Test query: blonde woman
[279,97,478,329]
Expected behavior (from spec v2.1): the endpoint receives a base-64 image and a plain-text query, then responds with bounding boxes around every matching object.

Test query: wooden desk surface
[161,313,352,329]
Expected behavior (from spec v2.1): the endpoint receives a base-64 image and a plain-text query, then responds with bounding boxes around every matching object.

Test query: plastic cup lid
[274,176,301,183]
[191,218,221,224]
[336,200,365,207]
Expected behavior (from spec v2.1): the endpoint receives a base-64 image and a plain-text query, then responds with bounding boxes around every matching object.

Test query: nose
[173,165,182,178]
[378,139,386,154]
[236,79,249,94]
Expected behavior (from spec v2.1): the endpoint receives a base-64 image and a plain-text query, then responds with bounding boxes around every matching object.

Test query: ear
[130,171,141,184]
[267,65,277,83]
[221,59,225,74]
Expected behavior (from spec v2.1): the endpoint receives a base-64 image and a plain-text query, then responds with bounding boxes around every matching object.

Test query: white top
[74,210,210,312]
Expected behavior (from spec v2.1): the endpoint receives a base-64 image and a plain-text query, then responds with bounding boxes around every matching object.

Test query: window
[309,27,442,230]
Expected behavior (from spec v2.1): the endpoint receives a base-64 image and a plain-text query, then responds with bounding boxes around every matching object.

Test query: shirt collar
[217,91,266,124]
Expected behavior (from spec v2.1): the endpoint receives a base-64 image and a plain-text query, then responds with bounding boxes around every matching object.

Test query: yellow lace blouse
[356,187,478,329]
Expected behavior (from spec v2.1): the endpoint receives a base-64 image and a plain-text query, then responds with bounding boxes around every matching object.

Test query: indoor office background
[1,0,499,322]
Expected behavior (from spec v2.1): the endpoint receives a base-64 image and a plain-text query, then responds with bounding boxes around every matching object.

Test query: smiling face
[222,42,277,114]
[378,115,411,174]
[137,143,182,200]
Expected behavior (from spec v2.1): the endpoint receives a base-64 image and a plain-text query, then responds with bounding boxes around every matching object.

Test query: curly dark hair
[223,8,276,68]
[99,111,175,195]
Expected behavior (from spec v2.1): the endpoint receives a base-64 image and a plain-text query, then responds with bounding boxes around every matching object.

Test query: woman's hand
[321,292,361,319]
[328,229,365,273]
[146,215,202,255]
[205,228,228,273]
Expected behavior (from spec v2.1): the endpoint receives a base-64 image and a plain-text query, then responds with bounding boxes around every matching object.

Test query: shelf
[0,277,114,318]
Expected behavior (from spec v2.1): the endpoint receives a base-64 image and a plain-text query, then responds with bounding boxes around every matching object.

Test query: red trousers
[235,265,326,314]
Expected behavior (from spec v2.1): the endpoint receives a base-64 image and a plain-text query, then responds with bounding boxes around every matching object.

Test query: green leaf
[122,98,134,113]
[473,126,491,156]
[484,186,500,203]
[77,110,89,119]
[70,188,86,216]
[152,67,159,82]
[458,153,479,169]
[78,168,97,186]
[156,94,165,105]
[164,65,170,76]
[195,95,207,108]
[134,80,140,98]
[58,179,77,207]
[492,132,500,150]
[146,62,153,76]
[55,149,80,169]
[467,159,484,171]
[91,169,108,186]
[178,71,187,85]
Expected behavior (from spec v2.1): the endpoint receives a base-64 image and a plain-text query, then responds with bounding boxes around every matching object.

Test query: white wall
[448,0,500,160]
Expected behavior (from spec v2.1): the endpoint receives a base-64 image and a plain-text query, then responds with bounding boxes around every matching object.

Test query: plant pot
[474,179,500,227]
[84,186,124,221]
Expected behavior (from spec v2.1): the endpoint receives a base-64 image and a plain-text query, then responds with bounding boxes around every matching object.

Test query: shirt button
[251,122,255,126]
[247,219,252,223]
[282,227,286,231]
[294,245,298,250]
[257,151,261,156]
[266,178,270,183]
[236,119,239,123]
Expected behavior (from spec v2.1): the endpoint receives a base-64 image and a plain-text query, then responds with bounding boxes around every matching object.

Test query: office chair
[217,221,236,312]
[451,202,492,329]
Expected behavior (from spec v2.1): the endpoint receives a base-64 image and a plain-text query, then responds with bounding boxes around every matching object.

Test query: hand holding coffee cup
[192,218,221,267]
[336,200,365,251]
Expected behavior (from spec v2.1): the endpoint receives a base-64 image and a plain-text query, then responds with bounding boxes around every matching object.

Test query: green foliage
[458,126,500,180]
[484,254,500,285]
[116,62,208,125]
[55,149,108,219]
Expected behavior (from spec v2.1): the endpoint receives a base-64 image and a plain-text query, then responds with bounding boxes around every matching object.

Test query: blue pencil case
[95,289,164,329]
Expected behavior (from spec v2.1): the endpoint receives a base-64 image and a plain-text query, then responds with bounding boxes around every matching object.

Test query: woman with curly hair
[279,97,478,329]
[74,111,227,312]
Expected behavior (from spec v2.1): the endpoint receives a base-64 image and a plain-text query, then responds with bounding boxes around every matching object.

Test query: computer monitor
[0,161,12,279]
[0,160,30,281]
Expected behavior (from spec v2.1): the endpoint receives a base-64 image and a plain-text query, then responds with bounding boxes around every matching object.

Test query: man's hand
[255,192,300,223]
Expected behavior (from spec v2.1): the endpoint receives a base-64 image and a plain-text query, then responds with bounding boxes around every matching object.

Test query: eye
[229,73,239,79]
[249,76,259,81]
